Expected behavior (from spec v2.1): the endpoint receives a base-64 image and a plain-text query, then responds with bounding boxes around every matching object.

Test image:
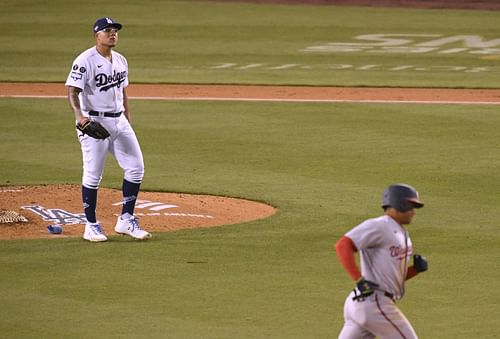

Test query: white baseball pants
[77,114,144,189]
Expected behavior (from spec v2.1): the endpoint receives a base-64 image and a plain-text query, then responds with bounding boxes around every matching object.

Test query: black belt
[88,110,122,118]
[384,291,394,300]
[353,290,395,301]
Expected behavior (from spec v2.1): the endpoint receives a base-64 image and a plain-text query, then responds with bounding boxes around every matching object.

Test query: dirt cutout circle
[2,66,500,239]
[0,185,277,240]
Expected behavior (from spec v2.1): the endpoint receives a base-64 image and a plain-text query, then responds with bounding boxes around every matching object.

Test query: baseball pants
[78,114,144,189]
[338,290,418,339]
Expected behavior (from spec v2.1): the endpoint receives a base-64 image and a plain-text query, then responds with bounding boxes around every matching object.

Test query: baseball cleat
[83,222,108,242]
[114,214,152,240]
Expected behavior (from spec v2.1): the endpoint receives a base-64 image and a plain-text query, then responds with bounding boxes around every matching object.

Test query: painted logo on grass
[300,34,500,55]
[209,35,500,74]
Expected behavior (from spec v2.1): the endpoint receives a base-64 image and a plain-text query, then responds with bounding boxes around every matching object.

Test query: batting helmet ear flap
[381,183,424,212]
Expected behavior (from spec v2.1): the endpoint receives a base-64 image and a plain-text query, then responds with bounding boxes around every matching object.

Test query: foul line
[134,96,500,105]
[1,94,499,105]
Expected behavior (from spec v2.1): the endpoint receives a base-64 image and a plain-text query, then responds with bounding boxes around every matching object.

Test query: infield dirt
[2,82,500,103]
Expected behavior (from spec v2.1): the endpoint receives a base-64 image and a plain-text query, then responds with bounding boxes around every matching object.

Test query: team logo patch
[70,72,82,81]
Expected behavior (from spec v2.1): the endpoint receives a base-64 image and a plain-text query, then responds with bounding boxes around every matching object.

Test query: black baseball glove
[76,119,110,139]
[413,254,428,273]
[352,277,379,301]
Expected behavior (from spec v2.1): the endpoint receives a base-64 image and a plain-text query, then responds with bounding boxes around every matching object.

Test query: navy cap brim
[95,23,122,32]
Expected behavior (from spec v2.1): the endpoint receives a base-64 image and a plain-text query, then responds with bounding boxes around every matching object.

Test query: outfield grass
[1,98,499,338]
[1,0,500,87]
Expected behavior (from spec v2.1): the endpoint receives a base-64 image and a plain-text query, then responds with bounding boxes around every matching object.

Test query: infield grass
[1,98,499,338]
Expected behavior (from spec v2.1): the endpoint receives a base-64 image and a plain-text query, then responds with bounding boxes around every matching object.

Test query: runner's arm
[335,235,362,281]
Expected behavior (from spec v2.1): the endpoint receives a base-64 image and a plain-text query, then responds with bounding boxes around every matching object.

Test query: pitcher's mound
[0,185,277,240]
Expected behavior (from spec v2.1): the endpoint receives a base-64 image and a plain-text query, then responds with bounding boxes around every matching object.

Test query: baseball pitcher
[65,17,151,242]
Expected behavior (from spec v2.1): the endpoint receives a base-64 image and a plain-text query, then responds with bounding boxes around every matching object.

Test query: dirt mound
[0,185,277,240]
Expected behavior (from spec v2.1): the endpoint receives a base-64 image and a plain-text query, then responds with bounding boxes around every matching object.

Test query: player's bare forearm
[67,86,85,123]
[123,88,131,123]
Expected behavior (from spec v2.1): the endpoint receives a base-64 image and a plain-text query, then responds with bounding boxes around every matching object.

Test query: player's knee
[125,167,144,183]
[82,173,102,189]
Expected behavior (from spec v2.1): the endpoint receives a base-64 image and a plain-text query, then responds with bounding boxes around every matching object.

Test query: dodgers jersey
[346,215,413,299]
[65,46,128,114]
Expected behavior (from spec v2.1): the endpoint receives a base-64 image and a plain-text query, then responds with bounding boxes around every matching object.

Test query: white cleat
[83,222,108,242]
[115,213,152,240]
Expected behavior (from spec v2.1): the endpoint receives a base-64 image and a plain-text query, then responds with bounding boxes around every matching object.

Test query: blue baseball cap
[93,17,122,33]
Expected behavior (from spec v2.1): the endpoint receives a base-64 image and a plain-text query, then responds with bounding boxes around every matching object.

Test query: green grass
[1,98,500,338]
[1,1,500,337]
[1,0,500,87]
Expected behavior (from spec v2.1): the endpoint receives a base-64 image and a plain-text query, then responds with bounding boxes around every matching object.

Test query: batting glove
[413,254,429,273]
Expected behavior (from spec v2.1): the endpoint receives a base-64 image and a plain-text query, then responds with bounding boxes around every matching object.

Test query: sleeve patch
[70,72,83,81]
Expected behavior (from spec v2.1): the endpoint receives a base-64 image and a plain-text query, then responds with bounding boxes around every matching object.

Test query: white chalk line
[1,94,499,105]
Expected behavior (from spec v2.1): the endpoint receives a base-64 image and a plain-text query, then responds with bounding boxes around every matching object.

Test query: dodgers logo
[95,70,127,91]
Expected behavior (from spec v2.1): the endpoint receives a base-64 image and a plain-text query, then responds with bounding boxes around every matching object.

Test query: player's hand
[353,277,379,301]
[413,254,428,273]
[78,117,89,126]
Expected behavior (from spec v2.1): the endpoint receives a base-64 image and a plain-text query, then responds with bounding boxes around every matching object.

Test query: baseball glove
[76,119,110,139]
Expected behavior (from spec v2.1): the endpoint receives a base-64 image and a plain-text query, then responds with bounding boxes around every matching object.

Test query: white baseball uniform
[338,215,418,339]
[65,46,144,189]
